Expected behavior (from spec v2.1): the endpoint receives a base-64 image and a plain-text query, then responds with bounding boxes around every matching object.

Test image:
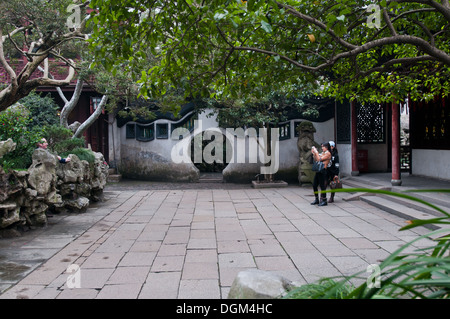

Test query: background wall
[109,110,336,183]
[412,149,450,180]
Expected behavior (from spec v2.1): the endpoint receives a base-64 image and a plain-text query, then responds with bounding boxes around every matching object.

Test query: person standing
[311,142,331,206]
[327,141,340,203]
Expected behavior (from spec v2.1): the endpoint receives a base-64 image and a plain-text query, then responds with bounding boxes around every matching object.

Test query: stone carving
[0,144,109,235]
[296,121,320,185]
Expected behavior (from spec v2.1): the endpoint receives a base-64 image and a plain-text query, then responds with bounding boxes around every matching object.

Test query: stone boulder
[0,202,20,229]
[228,269,295,299]
[90,152,109,201]
[0,138,16,159]
[63,196,90,213]
[28,148,58,196]
[55,151,109,211]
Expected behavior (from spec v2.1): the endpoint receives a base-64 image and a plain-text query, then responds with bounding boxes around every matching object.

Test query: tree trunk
[60,79,84,128]
[73,95,108,139]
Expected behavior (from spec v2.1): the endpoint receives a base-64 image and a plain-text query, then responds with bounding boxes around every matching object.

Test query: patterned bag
[330,176,342,189]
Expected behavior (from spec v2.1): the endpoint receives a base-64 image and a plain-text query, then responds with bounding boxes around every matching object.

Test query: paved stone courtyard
[0,182,436,299]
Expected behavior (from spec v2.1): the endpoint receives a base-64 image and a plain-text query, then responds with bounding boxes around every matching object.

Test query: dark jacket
[328,148,340,177]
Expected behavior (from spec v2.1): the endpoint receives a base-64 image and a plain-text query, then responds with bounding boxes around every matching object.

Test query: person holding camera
[311,142,331,206]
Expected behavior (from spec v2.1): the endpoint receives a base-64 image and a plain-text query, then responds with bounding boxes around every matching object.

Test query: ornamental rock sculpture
[296,121,320,185]
[0,142,109,236]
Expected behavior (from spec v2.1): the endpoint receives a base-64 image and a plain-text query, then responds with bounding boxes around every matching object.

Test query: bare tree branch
[0,27,17,84]
[0,2,90,111]
[25,65,75,88]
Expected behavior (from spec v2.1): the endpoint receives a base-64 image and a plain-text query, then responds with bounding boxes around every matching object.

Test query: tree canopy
[0,0,152,137]
[0,0,92,111]
[88,0,450,104]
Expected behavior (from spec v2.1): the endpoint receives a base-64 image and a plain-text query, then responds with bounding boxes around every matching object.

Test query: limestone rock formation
[0,139,16,159]
[0,143,109,235]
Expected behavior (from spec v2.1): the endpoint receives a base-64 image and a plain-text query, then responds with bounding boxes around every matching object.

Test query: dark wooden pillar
[351,100,359,176]
[391,101,402,186]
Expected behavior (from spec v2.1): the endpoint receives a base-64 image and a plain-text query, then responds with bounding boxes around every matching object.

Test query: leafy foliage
[284,278,354,299]
[0,0,90,110]
[43,124,85,154]
[0,94,86,170]
[214,91,311,129]
[88,0,450,104]
[61,147,96,164]
[19,92,60,128]
[0,106,42,169]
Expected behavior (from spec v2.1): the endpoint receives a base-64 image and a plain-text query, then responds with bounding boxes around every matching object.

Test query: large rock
[0,203,20,228]
[0,143,109,231]
[90,152,108,201]
[228,269,295,299]
[64,196,90,212]
[28,148,58,195]
[56,154,86,184]
[0,138,16,159]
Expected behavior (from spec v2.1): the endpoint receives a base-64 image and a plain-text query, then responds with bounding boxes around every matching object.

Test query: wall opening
[190,132,232,173]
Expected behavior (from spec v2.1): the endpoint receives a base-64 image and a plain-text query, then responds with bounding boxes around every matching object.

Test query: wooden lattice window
[126,124,135,139]
[336,102,351,143]
[156,123,169,139]
[357,103,385,143]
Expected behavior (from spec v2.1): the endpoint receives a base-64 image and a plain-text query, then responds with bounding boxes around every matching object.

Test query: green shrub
[0,106,43,170]
[62,147,96,164]
[20,91,60,128]
[52,137,86,154]
[43,124,85,154]
[284,278,353,299]
[43,125,73,147]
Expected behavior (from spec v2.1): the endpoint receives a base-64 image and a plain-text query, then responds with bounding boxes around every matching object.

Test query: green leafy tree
[0,0,91,111]
[88,0,450,103]
[19,91,60,128]
[0,106,42,169]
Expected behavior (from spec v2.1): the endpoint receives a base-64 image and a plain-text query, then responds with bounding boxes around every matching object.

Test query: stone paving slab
[0,184,439,299]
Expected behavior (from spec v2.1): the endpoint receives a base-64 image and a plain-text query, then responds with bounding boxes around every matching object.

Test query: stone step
[252,180,289,188]
[359,196,441,230]
[341,177,390,201]
[107,174,122,183]
[198,173,223,183]
[198,179,223,183]
[342,177,448,218]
